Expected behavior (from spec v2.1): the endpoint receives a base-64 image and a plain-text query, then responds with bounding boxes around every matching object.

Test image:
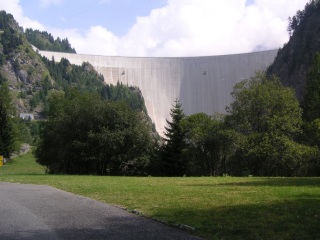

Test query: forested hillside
[267,0,320,100]
[0,10,155,165]
[0,11,52,116]
[0,10,148,117]
[25,29,76,53]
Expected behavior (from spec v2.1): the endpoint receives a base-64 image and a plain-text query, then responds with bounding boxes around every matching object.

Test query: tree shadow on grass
[157,198,320,240]
[186,177,320,188]
[219,177,320,187]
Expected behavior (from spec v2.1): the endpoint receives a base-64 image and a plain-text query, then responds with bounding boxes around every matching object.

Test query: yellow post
[0,155,3,167]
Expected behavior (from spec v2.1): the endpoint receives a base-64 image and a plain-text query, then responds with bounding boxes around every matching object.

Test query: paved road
[0,182,202,240]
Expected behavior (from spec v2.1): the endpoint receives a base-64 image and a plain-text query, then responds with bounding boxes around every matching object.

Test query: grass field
[1,153,319,239]
[0,151,45,174]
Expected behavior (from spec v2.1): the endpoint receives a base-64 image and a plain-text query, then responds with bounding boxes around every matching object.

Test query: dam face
[39,50,278,136]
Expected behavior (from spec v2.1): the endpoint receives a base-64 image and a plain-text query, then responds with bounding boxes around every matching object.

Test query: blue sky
[19,0,167,36]
[1,0,309,57]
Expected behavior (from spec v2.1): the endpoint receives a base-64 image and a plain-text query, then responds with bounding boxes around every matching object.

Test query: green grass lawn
[0,151,45,175]
[0,153,319,239]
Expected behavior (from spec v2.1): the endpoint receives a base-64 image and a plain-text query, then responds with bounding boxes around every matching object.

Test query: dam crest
[38,50,278,136]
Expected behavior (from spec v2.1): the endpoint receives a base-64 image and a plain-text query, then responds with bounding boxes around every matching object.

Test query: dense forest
[25,29,76,53]
[35,70,320,176]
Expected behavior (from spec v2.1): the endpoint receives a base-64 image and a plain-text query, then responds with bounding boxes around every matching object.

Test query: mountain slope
[267,0,320,100]
[0,11,148,120]
[0,11,53,116]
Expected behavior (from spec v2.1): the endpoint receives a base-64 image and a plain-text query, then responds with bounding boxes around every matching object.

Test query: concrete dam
[38,50,278,135]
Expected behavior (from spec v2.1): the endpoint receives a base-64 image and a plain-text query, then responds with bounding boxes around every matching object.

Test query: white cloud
[50,26,119,56]
[1,0,309,57]
[113,0,308,56]
[0,0,44,30]
[40,0,63,8]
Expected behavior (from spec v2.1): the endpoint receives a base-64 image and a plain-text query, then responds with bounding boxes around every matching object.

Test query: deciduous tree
[226,72,313,176]
[35,89,153,175]
[181,113,240,176]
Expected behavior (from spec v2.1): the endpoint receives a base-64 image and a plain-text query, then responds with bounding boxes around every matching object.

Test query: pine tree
[302,53,320,121]
[0,84,14,159]
[161,99,186,176]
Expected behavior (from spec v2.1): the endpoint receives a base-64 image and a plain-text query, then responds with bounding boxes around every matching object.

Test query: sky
[0,0,309,57]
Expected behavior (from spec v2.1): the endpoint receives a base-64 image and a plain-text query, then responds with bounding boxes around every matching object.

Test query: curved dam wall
[39,50,278,136]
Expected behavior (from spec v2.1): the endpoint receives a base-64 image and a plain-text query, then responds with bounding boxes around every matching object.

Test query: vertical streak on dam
[39,50,278,135]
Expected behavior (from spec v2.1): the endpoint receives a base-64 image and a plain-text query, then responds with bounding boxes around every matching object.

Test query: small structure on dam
[39,50,278,136]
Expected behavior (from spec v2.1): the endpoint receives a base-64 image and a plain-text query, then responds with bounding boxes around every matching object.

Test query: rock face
[39,50,277,135]
[18,69,29,83]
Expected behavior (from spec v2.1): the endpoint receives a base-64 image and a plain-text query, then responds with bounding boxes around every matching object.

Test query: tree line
[155,69,320,177]
[3,67,320,176]
[33,66,320,176]
[25,28,76,53]
[287,0,320,36]
[40,56,146,114]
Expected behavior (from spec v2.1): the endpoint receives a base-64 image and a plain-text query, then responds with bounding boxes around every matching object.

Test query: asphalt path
[0,182,202,240]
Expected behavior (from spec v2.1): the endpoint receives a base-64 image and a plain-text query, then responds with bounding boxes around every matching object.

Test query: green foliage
[39,56,148,116]
[25,28,76,53]
[299,55,320,175]
[181,113,240,176]
[101,82,146,112]
[0,83,15,158]
[159,99,186,176]
[12,118,43,146]
[287,0,320,35]
[226,72,314,176]
[267,0,320,99]
[35,89,153,175]
[226,72,302,137]
[0,11,150,141]
[0,11,23,55]
[0,151,44,174]
[235,133,318,176]
[12,118,33,145]
[41,57,104,93]
[151,73,320,177]
[303,53,320,121]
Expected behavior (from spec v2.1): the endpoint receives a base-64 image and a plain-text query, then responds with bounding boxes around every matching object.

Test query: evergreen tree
[161,99,186,176]
[301,54,320,175]
[0,83,14,158]
[25,28,76,53]
[302,53,320,121]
